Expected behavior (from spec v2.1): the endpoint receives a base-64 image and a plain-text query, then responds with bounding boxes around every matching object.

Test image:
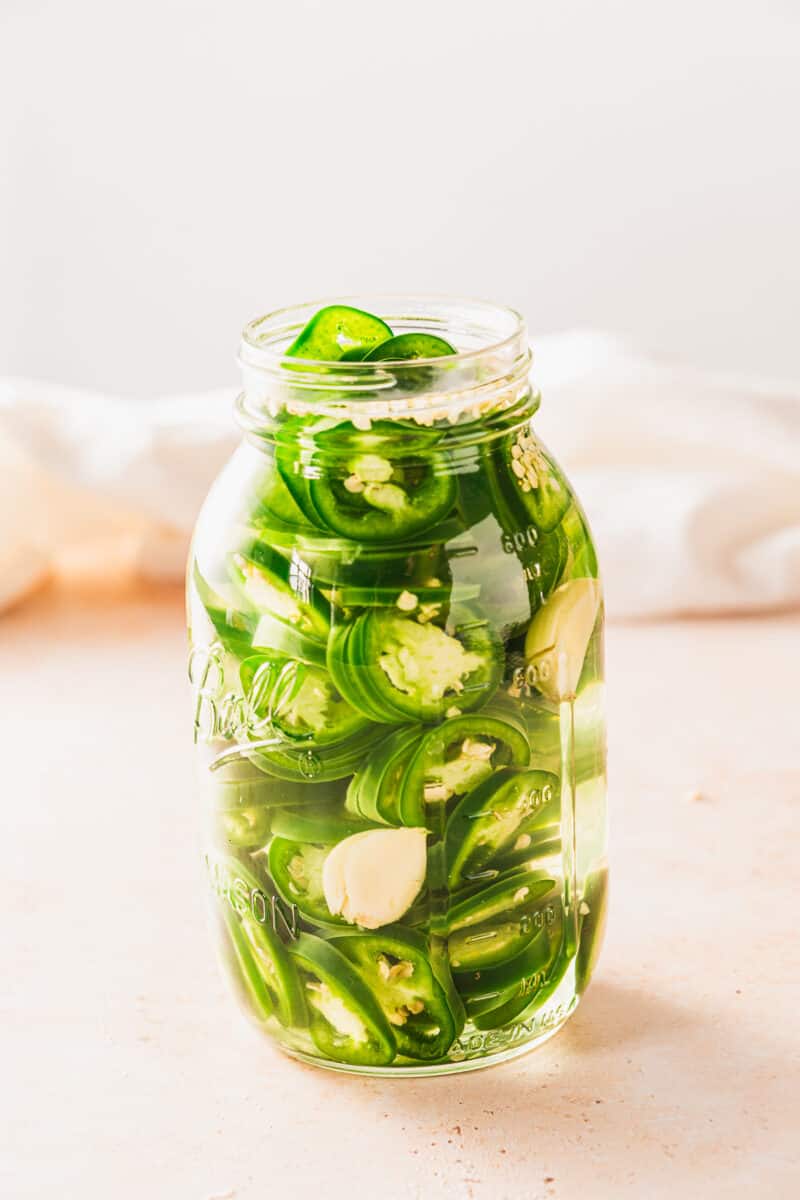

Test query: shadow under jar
[187,296,608,1075]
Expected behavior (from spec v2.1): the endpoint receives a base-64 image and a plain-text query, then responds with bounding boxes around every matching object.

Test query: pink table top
[2,585,798,1199]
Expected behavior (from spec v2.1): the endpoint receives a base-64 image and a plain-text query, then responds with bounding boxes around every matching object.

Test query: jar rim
[237,295,534,433]
[239,294,527,373]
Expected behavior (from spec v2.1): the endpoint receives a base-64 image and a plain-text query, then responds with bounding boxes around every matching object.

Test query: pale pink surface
[2,587,798,1199]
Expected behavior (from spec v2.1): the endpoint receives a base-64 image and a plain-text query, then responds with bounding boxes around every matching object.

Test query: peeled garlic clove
[322,827,427,930]
[524,578,601,701]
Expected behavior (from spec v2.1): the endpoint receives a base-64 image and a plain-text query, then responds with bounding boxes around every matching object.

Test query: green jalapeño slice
[290,933,396,1066]
[268,837,347,928]
[446,870,560,973]
[241,655,372,747]
[398,701,531,826]
[307,451,456,543]
[345,725,424,825]
[446,768,561,891]
[215,801,272,850]
[286,305,393,362]
[328,604,503,725]
[228,541,329,666]
[328,926,464,1060]
[220,903,278,1024]
[215,855,307,1028]
[576,866,608,993]
[274,425,456,543]
[364,333,457,395]
[344,700,529,828]
[363,333,456,361]
[488,430,572,533]
[270,802,374,844]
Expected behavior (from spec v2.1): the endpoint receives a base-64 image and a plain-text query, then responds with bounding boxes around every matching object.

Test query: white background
[1,0,798,397]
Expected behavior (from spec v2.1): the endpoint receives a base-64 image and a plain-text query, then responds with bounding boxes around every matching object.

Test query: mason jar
[187,296,607,1075]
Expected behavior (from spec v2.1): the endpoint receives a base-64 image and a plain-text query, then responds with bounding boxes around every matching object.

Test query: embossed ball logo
[187,643,225,743]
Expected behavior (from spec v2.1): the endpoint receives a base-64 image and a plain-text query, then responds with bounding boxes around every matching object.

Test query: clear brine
[187,303,608,1074]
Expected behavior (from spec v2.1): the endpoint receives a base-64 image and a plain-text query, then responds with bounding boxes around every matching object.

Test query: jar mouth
[237,295,533,431]
[240,294,527,370]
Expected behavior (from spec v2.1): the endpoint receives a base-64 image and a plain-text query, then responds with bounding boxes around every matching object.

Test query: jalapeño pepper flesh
[290,933,396,1066]
[328,926,464,1060]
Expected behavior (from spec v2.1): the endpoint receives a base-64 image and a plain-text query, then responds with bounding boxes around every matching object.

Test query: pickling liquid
[188,424,608,1074]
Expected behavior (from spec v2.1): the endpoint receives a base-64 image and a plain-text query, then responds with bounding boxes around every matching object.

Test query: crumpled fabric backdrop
[2,331,799,618]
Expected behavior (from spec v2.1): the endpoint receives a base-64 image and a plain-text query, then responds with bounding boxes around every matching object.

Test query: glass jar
[187,296,607,1075]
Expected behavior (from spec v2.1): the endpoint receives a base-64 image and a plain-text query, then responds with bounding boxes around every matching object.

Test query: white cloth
[2,333,799,617]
